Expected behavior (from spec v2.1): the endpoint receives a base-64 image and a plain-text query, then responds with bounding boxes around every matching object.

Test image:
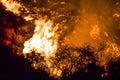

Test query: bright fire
[0,0,22,14]
[22,19,62,77]
[23,19,59,58]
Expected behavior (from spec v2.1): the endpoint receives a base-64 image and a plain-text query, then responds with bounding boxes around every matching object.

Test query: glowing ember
[23,19,58,58]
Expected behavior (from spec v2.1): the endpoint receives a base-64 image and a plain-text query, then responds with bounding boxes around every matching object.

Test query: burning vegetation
[0,0,120,79]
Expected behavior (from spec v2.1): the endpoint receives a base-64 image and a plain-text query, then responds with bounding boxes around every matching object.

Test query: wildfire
[1,0,120,79]
[23,19,59,58]
[22,18,63,77]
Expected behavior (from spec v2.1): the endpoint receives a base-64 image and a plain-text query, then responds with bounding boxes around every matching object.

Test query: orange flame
[23,19,58,58]
[90,24,100,40]
[22,19,62,77]
[0,0,22,14]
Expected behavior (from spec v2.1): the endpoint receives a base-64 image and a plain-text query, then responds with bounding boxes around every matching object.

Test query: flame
[24,15,34,21]
[0,0,22,14]
[22,19,61,77]
[113,13,120,18]
[90,24,100,40]
[23,19,58,58]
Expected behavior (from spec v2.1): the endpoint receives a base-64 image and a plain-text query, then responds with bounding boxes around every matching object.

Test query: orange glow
[90,25,100,40]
